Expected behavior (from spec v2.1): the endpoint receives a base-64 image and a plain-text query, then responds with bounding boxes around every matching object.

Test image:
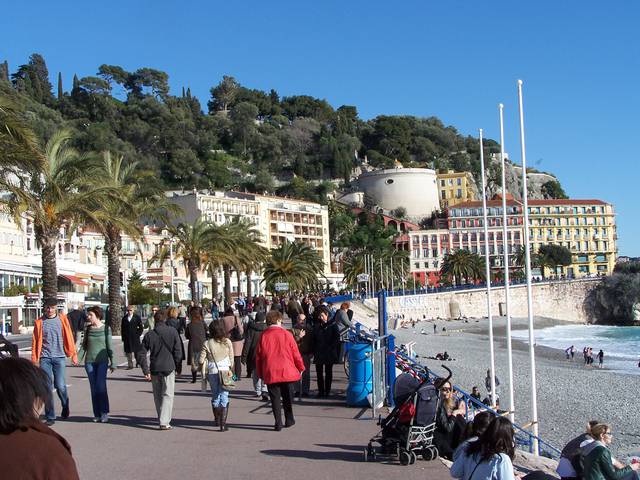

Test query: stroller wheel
[409,451,417,465]
[399,449,412,466]
[422,448,434,461]
[363,448,369,462]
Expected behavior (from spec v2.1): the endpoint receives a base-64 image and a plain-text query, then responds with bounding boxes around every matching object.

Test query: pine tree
[186,87,191,99]
[72,74,79,91]
[181,86,185,97]
[57,72,63,98]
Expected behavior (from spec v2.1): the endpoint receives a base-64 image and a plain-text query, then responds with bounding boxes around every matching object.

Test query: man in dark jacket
[67,303,87,351]
[121,305,144,369]
[242,311,269,400]
[138,310,182,430]
[312,307,340,398]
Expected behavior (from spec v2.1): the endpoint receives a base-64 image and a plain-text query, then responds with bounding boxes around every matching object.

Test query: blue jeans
[208,373,229,407]
[85,362,110,418]
[40,357,69,421]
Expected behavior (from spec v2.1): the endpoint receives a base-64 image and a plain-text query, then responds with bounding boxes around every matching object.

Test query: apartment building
[166,190,331,273]
[436,170,478,209]
[448,197,616,278]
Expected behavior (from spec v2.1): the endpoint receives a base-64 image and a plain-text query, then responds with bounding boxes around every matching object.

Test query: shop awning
[58,274,89,286]
[90,274,106,281]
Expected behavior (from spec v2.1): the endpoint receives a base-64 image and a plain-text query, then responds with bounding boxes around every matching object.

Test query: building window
[457,178,462,185]
[440,180,445,186]
[441,190,446,199]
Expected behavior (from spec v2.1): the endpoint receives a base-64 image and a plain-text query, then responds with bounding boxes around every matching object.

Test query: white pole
[499,103,516,423]
[170,240,175,306]
[517,79,539,455]
[479,129,497,407]
[402,258,406,295]
[390,256,395,293]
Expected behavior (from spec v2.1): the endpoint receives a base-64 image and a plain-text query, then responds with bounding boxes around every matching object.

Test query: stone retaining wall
[366,279,600,323]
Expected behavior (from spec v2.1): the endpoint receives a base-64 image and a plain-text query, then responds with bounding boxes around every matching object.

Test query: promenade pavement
[40,338,451,480]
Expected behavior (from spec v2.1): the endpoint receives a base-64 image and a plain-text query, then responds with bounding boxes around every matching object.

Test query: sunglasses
[441,388,452,392]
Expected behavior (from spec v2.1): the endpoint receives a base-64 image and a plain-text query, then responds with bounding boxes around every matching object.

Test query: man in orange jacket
[32,298,78,425]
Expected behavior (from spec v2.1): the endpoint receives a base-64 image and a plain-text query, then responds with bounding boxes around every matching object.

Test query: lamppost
[169,239,175,306]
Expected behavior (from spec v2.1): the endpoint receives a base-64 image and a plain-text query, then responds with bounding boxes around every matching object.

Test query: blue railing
[393,349,561,459]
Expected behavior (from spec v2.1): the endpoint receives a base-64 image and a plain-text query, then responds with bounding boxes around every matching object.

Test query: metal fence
[392,349,561,459]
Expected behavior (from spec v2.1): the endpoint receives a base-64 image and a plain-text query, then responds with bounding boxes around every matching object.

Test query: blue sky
[3,1,639,254]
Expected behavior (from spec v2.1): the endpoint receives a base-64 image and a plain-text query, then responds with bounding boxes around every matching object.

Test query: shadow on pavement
[315,444,366,452]
[260,449,363,462]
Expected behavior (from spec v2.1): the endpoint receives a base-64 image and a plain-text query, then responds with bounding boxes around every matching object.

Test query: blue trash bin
[346,342,373,406]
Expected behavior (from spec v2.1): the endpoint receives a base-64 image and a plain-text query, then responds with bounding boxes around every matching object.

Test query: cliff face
[483,155,558,201]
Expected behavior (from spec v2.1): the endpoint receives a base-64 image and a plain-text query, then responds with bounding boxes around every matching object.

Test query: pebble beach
[391,316,640,459]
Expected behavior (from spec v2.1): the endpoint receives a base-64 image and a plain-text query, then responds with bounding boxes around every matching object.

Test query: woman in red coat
[255,310,305,431]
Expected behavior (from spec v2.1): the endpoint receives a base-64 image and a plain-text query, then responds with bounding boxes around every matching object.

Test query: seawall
[364,278,600,324]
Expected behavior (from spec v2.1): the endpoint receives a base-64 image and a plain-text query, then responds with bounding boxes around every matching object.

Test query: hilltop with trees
[1,53,566,203]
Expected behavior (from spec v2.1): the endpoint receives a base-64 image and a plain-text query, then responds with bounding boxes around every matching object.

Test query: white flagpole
[390,256,395,293]
[499,103,516,423]
[479,129,497,407]
[517,79,539,455]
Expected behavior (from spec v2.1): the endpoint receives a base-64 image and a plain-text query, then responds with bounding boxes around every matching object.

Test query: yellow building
[447,197,618,278]
[526,199,617,277]
[436,170,477,209]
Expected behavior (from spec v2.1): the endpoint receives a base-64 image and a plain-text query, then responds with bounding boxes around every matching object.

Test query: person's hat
[43,298,58,308]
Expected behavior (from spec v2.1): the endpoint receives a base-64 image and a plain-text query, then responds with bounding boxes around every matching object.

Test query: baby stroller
[364,365,452,465]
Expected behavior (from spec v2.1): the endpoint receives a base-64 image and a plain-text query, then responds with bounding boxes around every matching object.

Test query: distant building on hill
[354,166,440,221]
[436,170,478,208]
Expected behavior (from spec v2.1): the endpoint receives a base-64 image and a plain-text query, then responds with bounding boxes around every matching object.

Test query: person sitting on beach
[470,386,482,405]
[557,420,600,480]
[434,378,467,460]
[581,423,640,480]
[451,416,516,480]
[485,369,500,395]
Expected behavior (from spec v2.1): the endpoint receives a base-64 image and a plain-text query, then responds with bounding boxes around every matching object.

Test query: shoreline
[391,316,640,459]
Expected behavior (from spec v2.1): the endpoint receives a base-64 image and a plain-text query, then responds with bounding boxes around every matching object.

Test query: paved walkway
[44,339,451,480]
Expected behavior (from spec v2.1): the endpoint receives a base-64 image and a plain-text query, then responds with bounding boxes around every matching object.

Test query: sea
[512,324,640,375]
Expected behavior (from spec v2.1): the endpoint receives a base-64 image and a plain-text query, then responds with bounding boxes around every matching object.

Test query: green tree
[440,249,484,286]
[209,75,240,113]
[0,130,109,299]
[11,53,54,105]
[541,180,568,199]
[262,242,325,293]
[538,244,572,276]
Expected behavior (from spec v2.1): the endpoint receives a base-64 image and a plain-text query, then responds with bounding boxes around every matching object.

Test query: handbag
[229,317,244,342]
[209,342,236,391]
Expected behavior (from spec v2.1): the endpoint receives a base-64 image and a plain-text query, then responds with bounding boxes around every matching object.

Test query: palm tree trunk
[105,232,123,334]
[223,265,231,308]
[236,270,242,296]
[210,267,219,301]
[40,234,58,300]
[188,262,199,305]
[245,269,252,299]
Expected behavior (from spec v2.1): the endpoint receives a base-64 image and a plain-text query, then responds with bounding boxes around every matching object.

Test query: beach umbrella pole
[479,129,497,407]
[499,103,516,423]
[517,79,539,455]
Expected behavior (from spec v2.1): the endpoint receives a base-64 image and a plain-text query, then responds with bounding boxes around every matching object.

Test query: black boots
[212,405,219,427]
[191,372,197,383]
[219,404,229,432]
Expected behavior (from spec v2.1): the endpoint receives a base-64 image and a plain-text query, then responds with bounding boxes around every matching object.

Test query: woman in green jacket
[582,424,640,480]
[78,306,114,423]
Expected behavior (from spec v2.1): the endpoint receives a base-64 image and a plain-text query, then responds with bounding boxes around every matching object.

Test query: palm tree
[168,219,232,305]
[88,152,177,332]
[223,219,268,304]
[0,94,43,173]
[262,241,325,294]
[440,249,484,286]
[0,129,109,299]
